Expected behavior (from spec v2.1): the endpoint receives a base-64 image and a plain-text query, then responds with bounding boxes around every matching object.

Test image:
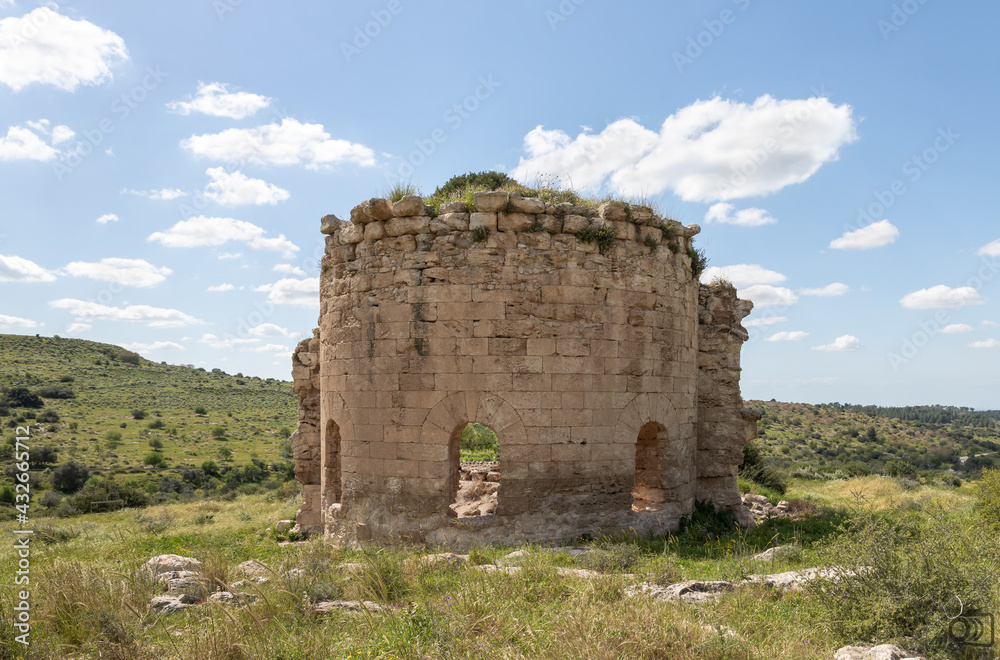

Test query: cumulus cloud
[738,285,798,308]
[147,216,299,258]
[124,188,186,201]
[511,95,857,202]
[65,322,91,334]
[812,335,862,352]
[899,285,986,310]
[203,167,290,206]
[181,118,376,170]
[0,254,56,282]
[255,277,318,307]
[800,283,850,297]
[940,324,973,334]
[743,316,788,328]
[198,333,259,349]
[244,343,290,353]
[969,339,1000,349]
[830,220,899,250]
[977,239,1000,257]
[121,341,185,352]
[766,331,809,342]
[984,321,999,328]
[207,283,234,292]
[63,257,171,287]
[96,213,119,224]
[0,122,71,161]
[247,323,296,338]
[700,264,786,288]
[272,264,306,276]
[167,82,271,119]
[49,299,202,328]
[0,314,38,329]
[704,203,777,227]
[0,8,127,92]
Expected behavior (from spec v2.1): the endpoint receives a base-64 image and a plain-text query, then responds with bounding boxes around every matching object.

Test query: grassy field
[0,475,994,659]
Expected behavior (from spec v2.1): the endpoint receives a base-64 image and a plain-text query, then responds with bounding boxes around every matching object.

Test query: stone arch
[419,392,526,515]
[320,392,354,510]
[615,393,693,512]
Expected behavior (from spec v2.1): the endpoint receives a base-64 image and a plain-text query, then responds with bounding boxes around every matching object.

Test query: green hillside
[749,399,1000,481]
[0,334,298,514]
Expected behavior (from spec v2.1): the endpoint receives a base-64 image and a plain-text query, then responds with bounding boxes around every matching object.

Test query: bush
[459,423,498,460]
[148,419,165,430]
[118,350,141,365]
[34,445,58,466]
[37,386,74,399]
[884,459,918,479]
[51,461,90,493]
[66,476,149,512]
[36,409,60,423]
[201,460,220,477]
[143,453,166,467]
[814,507,1000,657]
[975,468,1000,528]
[432,170,516,198]
[677,499,740,542]
[38,490,63,508]
[210,426,226,439]
[194,406,208,416]
[131,409,146,420]
[1,387,43,409]
[739,441,788,494]
[148,438,163,451]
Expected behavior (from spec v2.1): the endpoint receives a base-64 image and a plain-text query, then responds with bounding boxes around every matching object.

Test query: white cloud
[0,8,127,92]
[218,252,242,260]
[65,322,91,334]
[255,277,318,307]
[63,257,171,287]
[148,216,299,258]
[0,314,37,329]
[0,124,57,161]
[940,324,973,334]
[198,333,259,349]
[700,264,785,288]
[511,95,857,202]
[50,124,74,144]
[207,283,234,292]
[743,316,787,328]
[704,203,777,227]
[247,323,296,338]
[272,264,306,277]
[976,239,1000,257]
[0,254,56,282]
[830,220,899,250]
[899,285,986,310]
[983,320,999,328]
[181,118,376,170]
[738,285,798,308]
[124,188,186,201]
[96,213,119,224]
[167,82,271,119]
[122,341,185,352]
[49,299,203,328]
[244,343,290,353]
[203,167,290,206]
[800,282,850,297]
[812,335,862,352]
[766,331,809,342]
[968,339,1000,349]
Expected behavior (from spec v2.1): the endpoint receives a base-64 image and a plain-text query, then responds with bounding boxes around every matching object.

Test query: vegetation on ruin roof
[384,171,672,221]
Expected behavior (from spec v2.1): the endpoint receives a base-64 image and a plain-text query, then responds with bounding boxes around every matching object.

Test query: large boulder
[141,554,203,578]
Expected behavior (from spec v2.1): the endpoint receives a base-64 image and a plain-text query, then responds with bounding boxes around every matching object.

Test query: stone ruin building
[289,190,758,548]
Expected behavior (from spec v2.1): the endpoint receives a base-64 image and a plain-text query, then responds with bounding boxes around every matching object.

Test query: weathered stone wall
[290,336,322,533]
[291,190,754,548]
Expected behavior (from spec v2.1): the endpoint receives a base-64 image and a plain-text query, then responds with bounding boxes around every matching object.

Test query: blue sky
[1,1,998,408]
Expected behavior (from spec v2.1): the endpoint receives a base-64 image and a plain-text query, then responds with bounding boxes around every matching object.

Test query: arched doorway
[448,422,499,517]
[633,421,666,511]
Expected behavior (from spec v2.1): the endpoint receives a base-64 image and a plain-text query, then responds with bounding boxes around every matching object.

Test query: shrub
[148,419,165,430]
[194,406,208,416]
[148,438,163,451]
[687,246,708,278]
[471,226,489,243]
[34,445,58,466]
[884,459,917,479]
[143,453,166,467]
[131,409,146,420]
[210,426,226,439]
[67,476,149,512]
[38,490,63,508]
[118,350,141,365]
[36,409,60,423]
[37,386,74,399]
[1,387,43,409]
[975,468,1000,528]
[677,499,740,542]
[59,375,75,383]
[739,441,787,494]
[201,460,220,477]
[51,461,90,493]
[432,170,516,198]
[577,222,615,253]
[814,507,1000,657]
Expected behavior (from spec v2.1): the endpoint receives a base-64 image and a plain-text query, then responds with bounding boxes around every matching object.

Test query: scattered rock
[282,568,306,580]
[418,553,468,568]
[311,600,389,615]
[741,494,802,524]
[233,559,271,578]
[743,567,854,591]
[627,580,737,604]
[154,569,200,585]
[209,591,257,606]
[834,644,926,660]
[149,595,194,615]
[752,545,794,562]
[166,576,208,599]
[275,520,294,534]
[141,555,203,578]
[337,562,365,575]
[554,567,602,579]
[701,623,739,640]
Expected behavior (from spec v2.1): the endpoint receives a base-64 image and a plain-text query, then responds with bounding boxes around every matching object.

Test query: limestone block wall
[291,190,755,547]
[290,336,322,532]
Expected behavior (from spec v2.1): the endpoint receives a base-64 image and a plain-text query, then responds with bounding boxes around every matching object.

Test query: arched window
[633,421,666,511]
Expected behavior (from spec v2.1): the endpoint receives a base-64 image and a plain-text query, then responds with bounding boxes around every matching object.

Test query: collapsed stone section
[291,191,756,548]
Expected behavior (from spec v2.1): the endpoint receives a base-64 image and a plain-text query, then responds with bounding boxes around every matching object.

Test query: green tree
[51,460,90,493]
[143,452,166,467]
[148,438,164,451]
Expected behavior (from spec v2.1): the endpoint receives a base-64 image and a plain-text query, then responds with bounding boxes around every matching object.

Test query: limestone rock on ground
[311,600,389,615]
[166,575,208,599]
[833,644,926,660]
[149,594,199,615]
[752,545,795,562]
[627,580,737,604]
[233,559,272,578]
[141,554,203,578]
[743,567,856,591]
[209,591,257,606]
